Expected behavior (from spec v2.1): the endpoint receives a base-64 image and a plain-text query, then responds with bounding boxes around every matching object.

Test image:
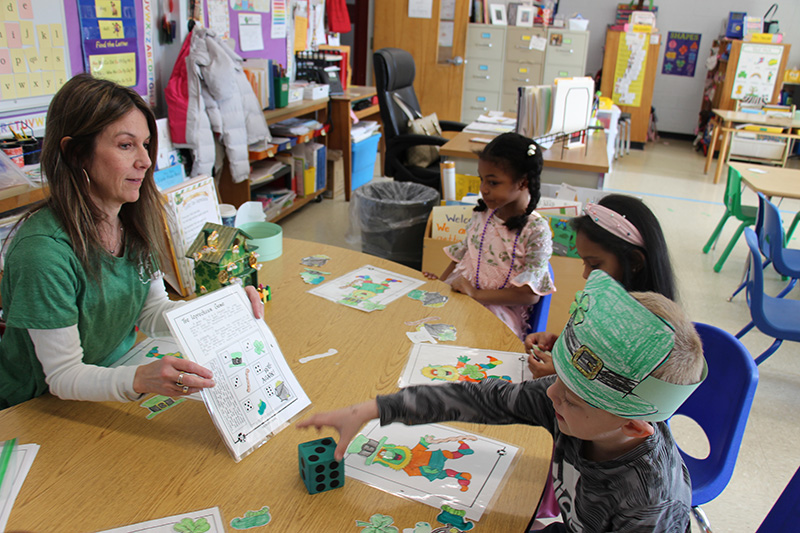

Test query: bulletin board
[0,0,153,116]
[0,0,83,114]
[201,0,288,66]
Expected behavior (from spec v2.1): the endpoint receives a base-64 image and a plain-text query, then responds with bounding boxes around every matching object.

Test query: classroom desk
[441,129,610,189]
[704,109,800,185]
[0,238,552,532]
[729,162,800,200]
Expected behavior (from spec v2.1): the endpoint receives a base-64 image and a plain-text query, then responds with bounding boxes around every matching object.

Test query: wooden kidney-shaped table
[1,238,552,532]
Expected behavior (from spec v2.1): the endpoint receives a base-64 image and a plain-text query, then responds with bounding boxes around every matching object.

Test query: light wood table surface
[1,238,552,532]
[729,162,800,200]
[704,109,800,185]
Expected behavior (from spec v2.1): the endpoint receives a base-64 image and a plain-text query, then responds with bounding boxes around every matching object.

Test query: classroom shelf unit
[329,86,383,201]
[697,38,791,156]
[218,98,330,222]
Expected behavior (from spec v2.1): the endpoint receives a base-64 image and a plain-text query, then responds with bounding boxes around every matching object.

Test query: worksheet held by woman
[165,284,310,462]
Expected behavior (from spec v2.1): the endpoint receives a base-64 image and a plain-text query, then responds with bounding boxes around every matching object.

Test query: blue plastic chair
[756,466,800,532]
[759,193,800,296]
[736,228,800,365]
[527,263,554,334]
[729,193,800,301]
[672,322,758,532]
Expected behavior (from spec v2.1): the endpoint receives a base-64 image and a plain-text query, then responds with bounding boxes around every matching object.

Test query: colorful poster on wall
[78,0,139,87]
[0,0,72,113]
[612,31,649,107]
[731,43,784,101]
[662,31,701,77]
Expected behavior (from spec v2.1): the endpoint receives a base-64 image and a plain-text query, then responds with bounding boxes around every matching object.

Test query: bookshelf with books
[218,97,331,222]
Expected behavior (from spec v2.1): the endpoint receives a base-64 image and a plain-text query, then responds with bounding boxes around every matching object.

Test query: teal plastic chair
[787,211,800,245]
[702,166,758,273]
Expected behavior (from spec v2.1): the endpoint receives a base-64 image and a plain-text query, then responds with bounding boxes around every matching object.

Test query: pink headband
[584,203,645,247]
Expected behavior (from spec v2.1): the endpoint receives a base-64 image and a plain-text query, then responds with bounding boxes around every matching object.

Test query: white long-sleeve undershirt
[28,276,183,403]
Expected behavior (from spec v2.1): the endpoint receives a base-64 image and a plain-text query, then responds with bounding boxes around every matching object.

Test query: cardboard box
[422,213,454,277]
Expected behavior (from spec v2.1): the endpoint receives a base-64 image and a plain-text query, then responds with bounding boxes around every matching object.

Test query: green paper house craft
[186,222,261,296]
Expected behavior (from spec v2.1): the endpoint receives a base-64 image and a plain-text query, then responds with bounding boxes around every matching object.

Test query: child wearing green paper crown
[298,270,707,532]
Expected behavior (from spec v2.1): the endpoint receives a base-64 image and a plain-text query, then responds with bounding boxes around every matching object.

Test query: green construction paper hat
[552,270,706,422]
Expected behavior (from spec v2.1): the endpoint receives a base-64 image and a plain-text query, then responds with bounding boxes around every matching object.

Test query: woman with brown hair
[0,74,262,409]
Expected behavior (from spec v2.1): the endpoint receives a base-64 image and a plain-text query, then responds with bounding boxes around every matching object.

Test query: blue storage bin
[351,133,381,191]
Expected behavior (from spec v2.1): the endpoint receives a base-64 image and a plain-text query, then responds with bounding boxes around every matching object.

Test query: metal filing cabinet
[501,26,546,114]
[462,24,506,122]
[542,28,589,85]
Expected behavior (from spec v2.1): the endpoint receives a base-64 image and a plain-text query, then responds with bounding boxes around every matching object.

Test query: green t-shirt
[0,208,150,409]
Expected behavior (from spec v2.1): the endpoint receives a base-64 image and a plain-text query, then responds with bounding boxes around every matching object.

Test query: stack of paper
[269,118,322,137]
[516,85,553,139]
[351,121,380,142]
[463,113,517,134]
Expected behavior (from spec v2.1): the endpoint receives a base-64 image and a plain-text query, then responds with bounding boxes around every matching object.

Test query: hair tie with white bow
[527,144,537,156]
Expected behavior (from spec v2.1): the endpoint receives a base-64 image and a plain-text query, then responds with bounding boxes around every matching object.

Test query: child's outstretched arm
[296,400,379,460]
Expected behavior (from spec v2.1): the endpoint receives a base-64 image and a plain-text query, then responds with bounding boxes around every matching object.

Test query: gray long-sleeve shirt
[377,376,692,533]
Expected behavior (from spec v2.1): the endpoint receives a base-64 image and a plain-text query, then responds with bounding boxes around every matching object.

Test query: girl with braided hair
[424,132,555,339]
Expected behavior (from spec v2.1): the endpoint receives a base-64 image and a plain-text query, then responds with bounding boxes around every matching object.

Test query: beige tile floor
[278,140,800,532]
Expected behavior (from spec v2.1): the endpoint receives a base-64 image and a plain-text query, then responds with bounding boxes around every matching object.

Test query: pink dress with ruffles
[444,210,555,339]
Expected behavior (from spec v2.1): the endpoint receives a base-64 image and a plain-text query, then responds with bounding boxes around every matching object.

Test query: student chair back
[373,48,464,191]
[759,193,800,294]
[702,166,757,272]
[756,466,800,532]
[672,322,758,531]
[527,263,554,334]
[735,227,800,364]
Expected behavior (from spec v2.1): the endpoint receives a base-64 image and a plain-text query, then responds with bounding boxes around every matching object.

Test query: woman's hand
[133,355,215,397]
[244,285,264,319]
[422,271,439,280]
[297,400,379,460]
[524,332,559,378]
[450,275,475,298]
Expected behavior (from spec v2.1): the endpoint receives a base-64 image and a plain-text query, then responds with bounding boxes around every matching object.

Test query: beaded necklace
[475,208,521,290]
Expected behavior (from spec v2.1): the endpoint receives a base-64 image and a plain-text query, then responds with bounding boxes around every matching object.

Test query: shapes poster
[662,32,701,77]
[731,43,784,101]
[77,0,138,86]
[345,420,518,521]
[165,284,311,462]
[307,265,425,312]
[399,344,532,388]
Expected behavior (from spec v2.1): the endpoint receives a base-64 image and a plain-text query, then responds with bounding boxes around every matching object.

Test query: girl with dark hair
[0,74,263,409]
[525,193,677,377]
[424,132,555,339]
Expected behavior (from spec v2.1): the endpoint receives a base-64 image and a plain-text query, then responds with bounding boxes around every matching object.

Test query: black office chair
[373,48,465,192]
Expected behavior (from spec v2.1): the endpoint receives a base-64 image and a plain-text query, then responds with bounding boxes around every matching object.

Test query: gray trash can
[348,181,440,270]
